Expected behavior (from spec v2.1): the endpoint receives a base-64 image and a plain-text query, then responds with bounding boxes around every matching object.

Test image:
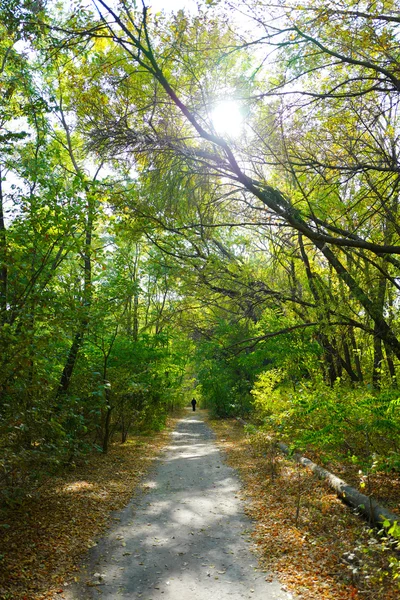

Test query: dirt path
[63,411,293,600]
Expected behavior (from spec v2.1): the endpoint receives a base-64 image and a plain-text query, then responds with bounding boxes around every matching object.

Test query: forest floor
[209,417,400,600]
[1,411,399,600]
[61,410,291,600]
[0,416,182,600]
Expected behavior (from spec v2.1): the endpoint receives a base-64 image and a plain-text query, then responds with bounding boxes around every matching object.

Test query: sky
[54,0,198,19]
[149,0,197,11]
[88,0,198,15]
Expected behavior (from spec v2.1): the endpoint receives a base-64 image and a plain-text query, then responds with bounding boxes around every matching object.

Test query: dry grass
[0,417,181,600]
[2,412,398,600]
[208,417,400,600]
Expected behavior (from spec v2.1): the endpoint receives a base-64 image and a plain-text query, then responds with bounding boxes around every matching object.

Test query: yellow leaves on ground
[0,421,177,600]
[209,418,399,600]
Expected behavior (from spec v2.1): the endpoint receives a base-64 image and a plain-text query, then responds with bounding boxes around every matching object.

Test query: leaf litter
[208,417,400,600]
[0,418,180,600]
[3,413,399,600]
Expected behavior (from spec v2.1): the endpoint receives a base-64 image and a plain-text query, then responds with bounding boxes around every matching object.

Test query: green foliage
[251,368,285,419]
[251,373,400,470]
[194,320,257,418]
[1,0,400,533]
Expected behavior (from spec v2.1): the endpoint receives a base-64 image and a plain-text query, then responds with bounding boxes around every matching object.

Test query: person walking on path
[191,398,197,411]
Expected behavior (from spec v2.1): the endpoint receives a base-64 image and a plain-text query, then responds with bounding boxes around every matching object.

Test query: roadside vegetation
[210,418,400,600]
[1,0,400,596]
[0,417,180,600]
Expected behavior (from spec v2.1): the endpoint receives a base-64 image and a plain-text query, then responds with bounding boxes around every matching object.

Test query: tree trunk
[315,241,400,360]
[342,336,359,383]
[372,274,387,389]
[349,327,363,382]
[57,329,85,396]
[0,169,8,324]
[133,291,139,341]
[384,342,397,385]
[57,197,93,397]
[278,441,400,528]
[298,235,356,384]
[102,402,112,454]
[372,323,384,389]
[317,333,338,386]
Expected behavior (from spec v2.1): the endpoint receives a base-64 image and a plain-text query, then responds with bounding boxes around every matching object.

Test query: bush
[251,372,400,471]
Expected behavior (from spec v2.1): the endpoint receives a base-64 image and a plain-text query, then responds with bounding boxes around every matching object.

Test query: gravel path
[63,411,293,600]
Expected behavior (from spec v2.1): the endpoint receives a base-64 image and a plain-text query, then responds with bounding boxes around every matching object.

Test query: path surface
[64,412,293,600]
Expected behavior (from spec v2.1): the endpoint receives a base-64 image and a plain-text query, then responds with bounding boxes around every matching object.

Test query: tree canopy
[1,0,400,505]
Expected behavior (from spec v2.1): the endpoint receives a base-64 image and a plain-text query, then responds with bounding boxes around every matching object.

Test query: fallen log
[235,418,400,529]
[277,442,400,528]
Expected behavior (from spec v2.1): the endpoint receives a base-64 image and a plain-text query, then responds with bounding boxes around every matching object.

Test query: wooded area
[1,0,400,575]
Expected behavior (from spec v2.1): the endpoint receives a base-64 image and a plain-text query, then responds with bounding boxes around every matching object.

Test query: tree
[71,0,400,375]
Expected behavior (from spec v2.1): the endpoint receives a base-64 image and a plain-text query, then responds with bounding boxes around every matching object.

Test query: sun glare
[211,100,243,138]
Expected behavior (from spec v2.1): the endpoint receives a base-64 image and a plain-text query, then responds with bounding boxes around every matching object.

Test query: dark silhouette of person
[191,398,197,411]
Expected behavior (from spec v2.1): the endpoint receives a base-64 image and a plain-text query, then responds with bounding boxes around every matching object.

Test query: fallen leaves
[208,417,399,600]
[0,417,179,600]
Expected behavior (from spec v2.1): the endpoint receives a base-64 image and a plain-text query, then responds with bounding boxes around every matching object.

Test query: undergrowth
[209,417,400,600]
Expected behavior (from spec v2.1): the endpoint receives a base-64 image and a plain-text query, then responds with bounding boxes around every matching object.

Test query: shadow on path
[63,411,293,600]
